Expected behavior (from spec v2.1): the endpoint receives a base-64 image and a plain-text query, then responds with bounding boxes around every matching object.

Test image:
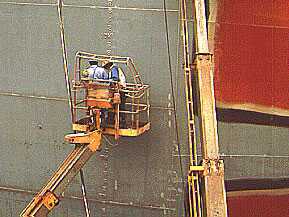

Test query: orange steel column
[192,1,228,217]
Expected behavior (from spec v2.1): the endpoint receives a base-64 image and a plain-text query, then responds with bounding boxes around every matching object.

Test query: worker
[103,62,127,128]
[110,65,126,88]
[81,60,111,129]
[82,59,109,80]
[110,65,126,126]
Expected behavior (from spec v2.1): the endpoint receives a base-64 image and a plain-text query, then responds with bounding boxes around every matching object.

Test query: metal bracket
[202,159,224,176]
[195,52,213,56]
[43,191,59,211]
[188,165,204,184]
[64,130,102,152]
[195,53,212,62]
[190,165,205,172]
[189,159,224,177]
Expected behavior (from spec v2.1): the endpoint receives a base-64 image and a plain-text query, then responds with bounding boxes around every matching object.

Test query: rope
[163,0,188,216]
[57,0,74,122]
[57,1,90,216]
[80,169,91,217]
[103,135,118,147]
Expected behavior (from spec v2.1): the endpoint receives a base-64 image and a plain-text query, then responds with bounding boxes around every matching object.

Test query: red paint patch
[227,194,289,217]
[213,0,289,115]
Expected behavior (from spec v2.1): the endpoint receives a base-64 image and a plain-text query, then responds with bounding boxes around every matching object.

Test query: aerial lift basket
[20,52,151,217]
[72,51,151,138]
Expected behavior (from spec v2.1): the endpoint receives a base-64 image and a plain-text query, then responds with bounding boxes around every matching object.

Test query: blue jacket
[87,65,109,80]
[111,66,119,81]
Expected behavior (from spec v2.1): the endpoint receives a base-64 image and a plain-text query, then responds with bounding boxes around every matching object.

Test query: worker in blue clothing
[104,62,127,128]
[82,60,109,80]
[81,60,111,129]
[110,65,126,88]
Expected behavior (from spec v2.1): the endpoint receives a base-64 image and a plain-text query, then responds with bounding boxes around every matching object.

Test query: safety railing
[71,51,150,137]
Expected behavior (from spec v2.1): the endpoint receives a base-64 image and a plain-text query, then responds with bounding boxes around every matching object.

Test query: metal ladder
[180,0,202,216]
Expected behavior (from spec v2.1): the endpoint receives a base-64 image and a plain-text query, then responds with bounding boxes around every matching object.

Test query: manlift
[71,51,150,139]
[20,52,150,217]
[21,0,227,216]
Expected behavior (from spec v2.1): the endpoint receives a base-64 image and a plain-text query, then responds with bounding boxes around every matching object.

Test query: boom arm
[20,130,101,217]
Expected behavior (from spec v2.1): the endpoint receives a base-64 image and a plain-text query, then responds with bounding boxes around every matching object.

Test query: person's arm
[118,68,126,87]
[111,67,119,81]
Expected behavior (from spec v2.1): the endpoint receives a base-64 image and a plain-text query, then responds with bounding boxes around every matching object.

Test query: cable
[57,1,91,216]
[57,0,74,122]
[80,169,91,217]
[103,135,118,147]
[163,0,188,216]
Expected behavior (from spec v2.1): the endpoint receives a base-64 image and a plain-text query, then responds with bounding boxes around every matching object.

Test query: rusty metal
[191,1,228,217]
[42,191,59,211]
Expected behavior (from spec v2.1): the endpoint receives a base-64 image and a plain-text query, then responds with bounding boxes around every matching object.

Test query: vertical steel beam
[192,0,228,217]
[193,0,209,53]
[195,55,219,158]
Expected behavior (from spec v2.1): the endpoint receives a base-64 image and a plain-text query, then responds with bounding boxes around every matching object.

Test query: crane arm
[20,130,101,217]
